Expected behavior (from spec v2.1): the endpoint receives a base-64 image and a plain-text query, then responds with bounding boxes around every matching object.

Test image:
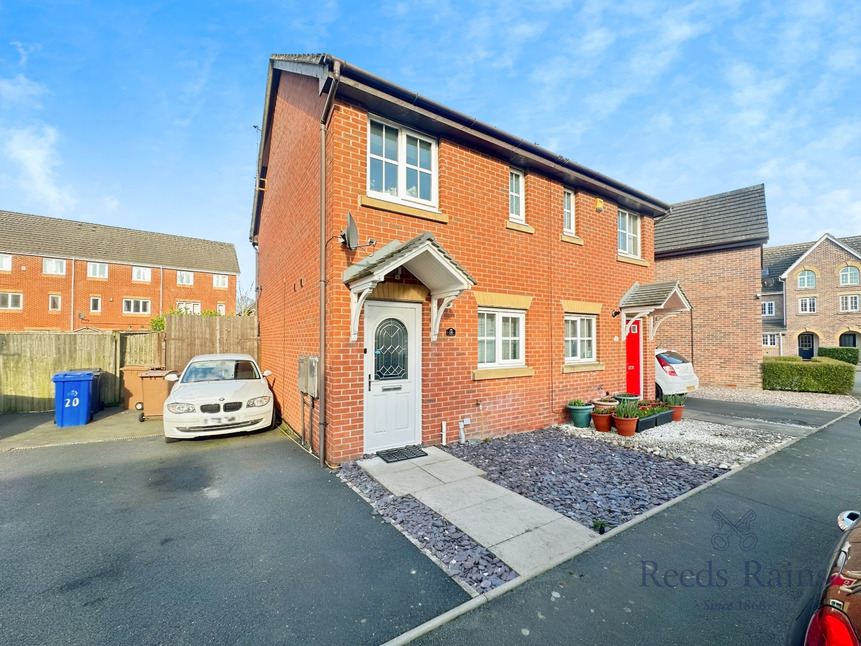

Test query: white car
[163,353,276,443]
[654,348,699,399]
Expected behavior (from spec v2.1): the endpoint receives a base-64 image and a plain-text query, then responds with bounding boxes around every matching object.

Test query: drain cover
[377,446,427,463]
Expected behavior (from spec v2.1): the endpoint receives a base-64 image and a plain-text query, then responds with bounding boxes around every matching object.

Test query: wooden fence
[0,315,258,414]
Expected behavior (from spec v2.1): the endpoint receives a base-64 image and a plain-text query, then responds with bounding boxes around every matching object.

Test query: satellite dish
[340,211,359,250]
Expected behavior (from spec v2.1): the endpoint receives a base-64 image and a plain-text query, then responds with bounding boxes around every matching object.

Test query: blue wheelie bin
[52,371,95,427]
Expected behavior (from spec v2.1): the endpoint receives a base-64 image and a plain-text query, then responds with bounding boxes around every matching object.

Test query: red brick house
[654,185,770,389]
[0,210,239,331]
[250,54,691,465]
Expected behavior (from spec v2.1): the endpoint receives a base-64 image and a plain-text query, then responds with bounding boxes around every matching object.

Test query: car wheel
[164,436,180,443]
[655,383,663,400]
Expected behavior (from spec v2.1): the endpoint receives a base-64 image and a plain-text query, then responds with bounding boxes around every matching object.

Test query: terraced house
[761,233,861,358]
[251,53,692,465]
[0,211,239,331]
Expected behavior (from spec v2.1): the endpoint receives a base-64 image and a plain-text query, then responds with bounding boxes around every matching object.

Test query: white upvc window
[176,301,201,315]
[87,262,108,278]
[509,169,525,223]
[762,334,778,347]
[0,292,23,309]
[617,209,640,257]
[799,297,817,313]
[367,118,437,207]
[177,271,194,286]
[564,315,596,363]
[563,189,575,235]
[132,266,152,282]
[213,274,229,288]
[798,270,816,288]
[43,258,66,275]
[840,266,860,285]
[761,301,775,316]
[0,254,11,271]
[48,295,61,311]
[478,308,525,368]
[216,303,226,315]
[90,296,101,313]
[840,294,860,312]
[123,298,151,314]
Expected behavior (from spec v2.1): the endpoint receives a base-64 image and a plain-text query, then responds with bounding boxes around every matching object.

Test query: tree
[237,280,256,316]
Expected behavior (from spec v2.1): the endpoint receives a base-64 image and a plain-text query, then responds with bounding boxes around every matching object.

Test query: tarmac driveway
[0,418,469,645]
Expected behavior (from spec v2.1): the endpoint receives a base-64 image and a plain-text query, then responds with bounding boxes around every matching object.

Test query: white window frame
[798,297,817,313]
[840,294,860,312]
[564,315,596,363]
[177,271,194,286]
[840,266,860,286]
[367,117,438,208]
[90,296,101,313]
[216,303,226,315]
[133,266,152,282]
[42,258,66,275]
[0,254,11,271]
[509,169,525,224]
[478,308,525,368]
[798,270,816,288]
[123,298,151,314]
[761,301,775,316]
[87,262,108,279]
[0,292,23,310]
[213,274,229,288]
[563,189,575,235]
[176,301,201,315]
[617,209,641,257]
[762,334,778,347]
[48,294,61,311]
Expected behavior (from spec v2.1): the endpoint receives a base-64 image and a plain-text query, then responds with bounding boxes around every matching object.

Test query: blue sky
[2,0,860,292]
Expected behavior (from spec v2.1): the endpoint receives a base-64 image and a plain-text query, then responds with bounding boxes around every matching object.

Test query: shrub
[818,346,860,365]
[591,407,613,415]
[762,356,855,394]
[567,399,588,407]
[662,393,687,406]
[613,402,640,418]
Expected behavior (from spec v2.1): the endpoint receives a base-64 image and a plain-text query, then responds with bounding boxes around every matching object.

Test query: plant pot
[591,412,613,432]
[636,413,659,432]
[613,415,637,436]
[567,403,594,428]
[669,405,685,421]
[591,398,618,410]
[654,410,674,426]
[614,394,639,405]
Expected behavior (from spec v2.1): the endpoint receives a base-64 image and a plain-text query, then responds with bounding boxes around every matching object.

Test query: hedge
[818,346,860,365]
[762,356,855,394]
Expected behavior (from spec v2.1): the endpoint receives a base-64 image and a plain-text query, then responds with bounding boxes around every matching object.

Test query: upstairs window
[761,301,775,316]
[177,271,194,286]
[43,258,66,275]
[798,270,816,288]
[617,210,640,257]
[563,190,575,235]
[509,169,525,223]
[840,266,860,286]
[0,254,10,271]
[368,118,437,207]
[213,274,229,288]
[798,297,817,313]
[840,295,860,312]
[133,267,151,282]
[762,334,778,347]
[87,262,108,279]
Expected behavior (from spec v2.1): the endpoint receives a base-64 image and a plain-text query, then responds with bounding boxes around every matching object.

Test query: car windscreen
[181,360,260,383]
[656,350,689,365]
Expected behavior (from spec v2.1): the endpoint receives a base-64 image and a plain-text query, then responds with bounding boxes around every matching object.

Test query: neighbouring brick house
[251,53,692,465]
[654,185,770,389]
[0,210,239,331]
[761,234,861,358]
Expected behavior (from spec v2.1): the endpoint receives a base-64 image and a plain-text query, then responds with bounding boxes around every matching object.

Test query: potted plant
[663,393,687,421]
[614,392,639,405]
[591,396,618,410]
[612,402,639,436]
[566,399,595,428]
[652,405,673,427]
[591,406,613,432]
[635,406,660,432]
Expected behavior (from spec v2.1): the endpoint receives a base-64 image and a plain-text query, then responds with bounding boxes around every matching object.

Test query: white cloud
[0,74,48,108]
[10,41,41,66]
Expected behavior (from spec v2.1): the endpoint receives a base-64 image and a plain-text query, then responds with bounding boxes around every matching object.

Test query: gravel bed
[337,461,517,594]
[561,419,793,469]
[688,386,860,412]
[443,428,722,529]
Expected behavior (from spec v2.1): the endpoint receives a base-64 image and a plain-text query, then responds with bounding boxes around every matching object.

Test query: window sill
[562,362,605,374]
[472,366,534,381]
[616,254,649,267]
[560,234,583,245]
[506,221,535,234]
[360,195,448,224]
[797,312,818,316]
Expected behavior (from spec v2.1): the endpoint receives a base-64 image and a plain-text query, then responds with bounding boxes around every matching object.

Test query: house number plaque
[445,328,456,336]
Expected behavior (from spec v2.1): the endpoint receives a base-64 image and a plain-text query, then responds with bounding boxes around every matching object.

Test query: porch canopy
[342,232,477,342]
[618,281,692,339]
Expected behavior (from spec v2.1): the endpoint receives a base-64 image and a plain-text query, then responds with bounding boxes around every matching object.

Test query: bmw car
[163,353,276,443]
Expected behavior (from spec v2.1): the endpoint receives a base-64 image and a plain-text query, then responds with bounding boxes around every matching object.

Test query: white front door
[364,302,421,453]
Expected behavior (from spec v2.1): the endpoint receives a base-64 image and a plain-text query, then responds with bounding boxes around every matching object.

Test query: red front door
[626,320,641,396]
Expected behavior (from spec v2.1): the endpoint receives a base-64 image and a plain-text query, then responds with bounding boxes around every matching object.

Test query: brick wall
[655,246,762,388]
[0,254,236,331]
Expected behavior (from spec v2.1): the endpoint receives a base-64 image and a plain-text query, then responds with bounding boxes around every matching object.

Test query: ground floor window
[564,315,595,362]
[0,292,22,309]
[762,334,778,347]
[176,301,201,315]
[123,299,150,314]
[90,296,101,313]
[478,308,524,367]
[840,333,857,348]
[217,303,226,315]
[48,295,61,311]
[840,294,860,312]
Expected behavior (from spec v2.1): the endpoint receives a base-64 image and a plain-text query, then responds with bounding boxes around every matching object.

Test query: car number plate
[203,415,237,426]
[686,385,696,391]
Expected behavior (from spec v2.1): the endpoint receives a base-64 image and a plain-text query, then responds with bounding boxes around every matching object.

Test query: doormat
[377,446,428,463]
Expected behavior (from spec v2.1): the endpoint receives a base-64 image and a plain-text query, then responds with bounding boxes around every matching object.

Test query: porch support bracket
[349,280,380,342]
[430,290,462,342]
